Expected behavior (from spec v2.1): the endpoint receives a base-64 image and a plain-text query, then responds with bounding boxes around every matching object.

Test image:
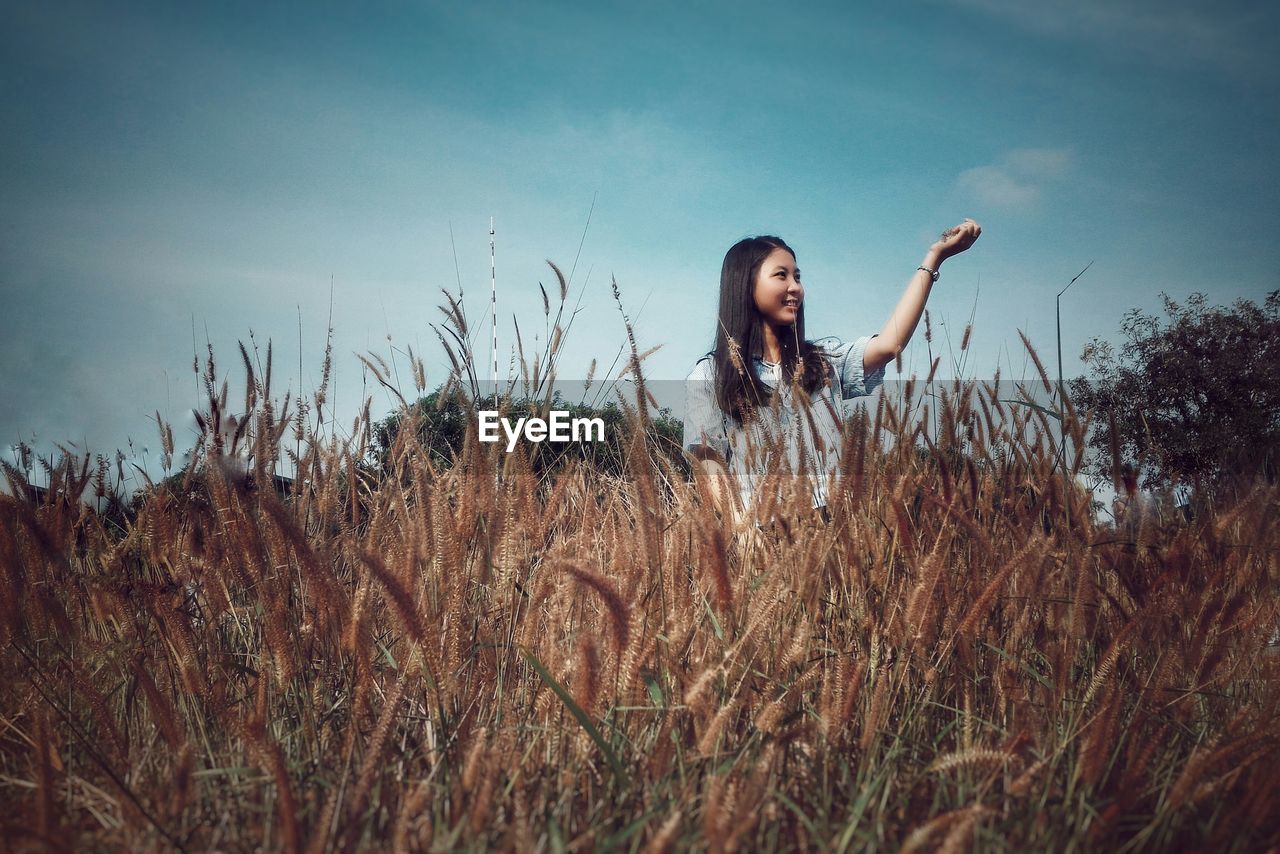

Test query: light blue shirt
[683,336,885,508]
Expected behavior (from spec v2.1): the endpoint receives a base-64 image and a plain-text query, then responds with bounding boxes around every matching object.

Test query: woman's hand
[931,218,982,261]
[866,217,984,372]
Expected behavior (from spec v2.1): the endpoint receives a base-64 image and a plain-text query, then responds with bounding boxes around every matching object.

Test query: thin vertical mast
[490,217,497,387]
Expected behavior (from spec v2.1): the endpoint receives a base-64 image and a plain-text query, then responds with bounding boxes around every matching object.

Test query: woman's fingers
[936,219,981,256]
[943,220,980,239]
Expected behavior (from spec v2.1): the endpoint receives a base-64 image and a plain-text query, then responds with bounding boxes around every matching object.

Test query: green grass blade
[982,641,1051,690]
[1001,398,1062,422]
[524,650,627,787]
[641,669,666,709]
[601,803,664,851]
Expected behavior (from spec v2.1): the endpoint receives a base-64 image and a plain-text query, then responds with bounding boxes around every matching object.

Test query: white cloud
[956,165,1041,207]
[1002,147,1073,180]
[955,147,1074,209]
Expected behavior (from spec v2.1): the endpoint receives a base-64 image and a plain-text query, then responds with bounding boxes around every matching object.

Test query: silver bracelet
[917,265,939,283]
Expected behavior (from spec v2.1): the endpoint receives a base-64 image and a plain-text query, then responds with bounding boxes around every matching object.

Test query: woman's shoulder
[810,335,885,399]
[811,336,880,363]
[811,336,849,353]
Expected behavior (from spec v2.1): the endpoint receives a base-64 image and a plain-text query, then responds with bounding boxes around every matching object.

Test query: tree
[1069,290,1280,500]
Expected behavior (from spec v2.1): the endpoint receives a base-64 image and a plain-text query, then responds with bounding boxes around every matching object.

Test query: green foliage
[372,388,477,471]
[1069,290,1280,497]
[372,386,686,479]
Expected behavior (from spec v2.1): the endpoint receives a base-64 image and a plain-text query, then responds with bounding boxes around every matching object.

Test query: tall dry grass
[1,272,1278,851]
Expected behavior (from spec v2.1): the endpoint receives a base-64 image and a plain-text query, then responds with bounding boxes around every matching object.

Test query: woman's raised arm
[863,219,981,373]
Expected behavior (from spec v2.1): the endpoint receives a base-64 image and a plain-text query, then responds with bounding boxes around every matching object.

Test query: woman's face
[752,247,803,328]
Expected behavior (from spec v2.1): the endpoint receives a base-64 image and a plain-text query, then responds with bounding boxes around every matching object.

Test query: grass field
[2,297,1278,851]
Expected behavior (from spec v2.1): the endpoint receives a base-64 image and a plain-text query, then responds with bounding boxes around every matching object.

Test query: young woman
[684,220,981,516]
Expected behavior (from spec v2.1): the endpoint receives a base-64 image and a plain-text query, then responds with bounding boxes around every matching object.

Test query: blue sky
[2,0,1277,481]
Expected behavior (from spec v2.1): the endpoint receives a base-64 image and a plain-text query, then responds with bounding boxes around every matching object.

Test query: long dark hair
[713,236,829,424]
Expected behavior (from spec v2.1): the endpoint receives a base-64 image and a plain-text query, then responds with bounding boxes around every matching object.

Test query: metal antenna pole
[1056,260,1094,475]
[490,217,497,388]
